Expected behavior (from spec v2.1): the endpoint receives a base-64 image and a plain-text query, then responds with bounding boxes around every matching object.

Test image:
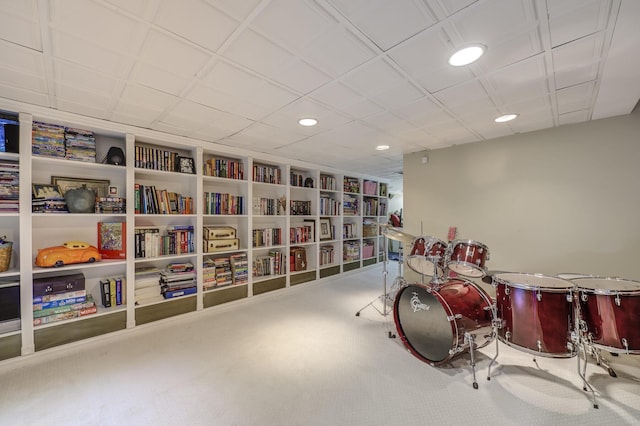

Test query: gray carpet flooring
[0,263,638,425]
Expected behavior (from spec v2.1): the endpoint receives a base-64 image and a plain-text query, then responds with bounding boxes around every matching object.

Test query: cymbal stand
[356,233,395,320]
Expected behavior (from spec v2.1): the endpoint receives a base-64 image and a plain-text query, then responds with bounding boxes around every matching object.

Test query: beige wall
[403,110,640,281]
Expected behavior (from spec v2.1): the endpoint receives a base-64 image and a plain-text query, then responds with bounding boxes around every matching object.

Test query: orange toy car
[35,241,102,268]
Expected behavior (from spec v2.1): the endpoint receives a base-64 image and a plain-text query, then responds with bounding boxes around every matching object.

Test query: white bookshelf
[0,103,388,362]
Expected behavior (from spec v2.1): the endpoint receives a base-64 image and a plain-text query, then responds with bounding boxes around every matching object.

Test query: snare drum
[393,279,495,365]
[445,239,489,278]
[493,273,575,357]
[572,277,640,354]
[406,236,447,277]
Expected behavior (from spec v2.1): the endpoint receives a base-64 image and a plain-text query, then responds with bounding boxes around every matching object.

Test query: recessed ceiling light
[448,44,486,66]
[298,117,318,126]
[495,113,518,123]
[376,145,390,151]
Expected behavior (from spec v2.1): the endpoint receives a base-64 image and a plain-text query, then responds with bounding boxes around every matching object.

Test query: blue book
[162,286,196,299]
[34,296,87,311]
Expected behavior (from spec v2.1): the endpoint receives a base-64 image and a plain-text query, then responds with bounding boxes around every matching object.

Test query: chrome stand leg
[465,332,479,389]
[577,342,599,409]
[487,335,499,381]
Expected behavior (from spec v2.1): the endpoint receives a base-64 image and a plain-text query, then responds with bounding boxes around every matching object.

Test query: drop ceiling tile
[485,56,549,105]
[206,0,263,22]
[251,0,335,54]
[163,99,252,132]
[223,29,295,78]
[261,98,351,131]
[111,101,164,127]
[0,39,46,78]
[479,30,542,71]
[232,122,307,148]
[269,58,332,94]
[548,0,608,48]
[557,81,596,114]
[131,62,190,96]
[301,27,376,77]
[433,79,489,109]
[308,82,362,108]
[344,58,406,97]
[552,34,603,89]
[448,0,535,46]
[391,96,441,119]
[249,82,298,110]
[0,4,41,50]
[0,66,47,93]
[200,61,264,99]
[55,82,111,111]
[119,83,178,111]
[361,111,407,132]
[52,31,127,76]
[53,60,118,97]
[51,0,139,53]
[431,0,478,16]
[330,0,437,51]
[154,0,239,52]
[371,81,424,110]
[186,83,240,112]
[509,110,554,133]
[339,98,385,119]
[137,29,210,78]
[56,97,108,119]
[559,109,591,125]
[103,0,152,18]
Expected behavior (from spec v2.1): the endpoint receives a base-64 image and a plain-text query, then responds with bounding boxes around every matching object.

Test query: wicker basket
[0,241,12,272]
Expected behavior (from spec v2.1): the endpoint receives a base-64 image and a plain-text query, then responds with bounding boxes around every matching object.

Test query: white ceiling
[1,0,639,194]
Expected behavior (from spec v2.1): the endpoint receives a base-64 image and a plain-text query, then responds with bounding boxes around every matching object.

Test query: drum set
[368,229,640,408]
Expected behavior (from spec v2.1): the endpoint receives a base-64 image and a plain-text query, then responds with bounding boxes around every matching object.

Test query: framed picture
[178,156,195,174]
[32,183,63,200]
[109,186,119,196]
[51,176,110,198]
[319,218,332,241]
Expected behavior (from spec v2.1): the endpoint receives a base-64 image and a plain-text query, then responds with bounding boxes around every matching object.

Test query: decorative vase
[64,185,96,213]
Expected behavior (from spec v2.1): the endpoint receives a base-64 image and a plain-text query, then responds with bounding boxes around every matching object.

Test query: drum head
[573,277,640,294]
[448,262,484,278]
[394,284,453,363]
[406,256,441,277]
[494,272,573,291]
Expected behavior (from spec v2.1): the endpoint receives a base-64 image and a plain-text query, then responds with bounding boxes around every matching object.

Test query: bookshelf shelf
[2,104,388,363]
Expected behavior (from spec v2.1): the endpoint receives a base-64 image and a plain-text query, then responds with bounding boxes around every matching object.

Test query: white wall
[403,110,640,281]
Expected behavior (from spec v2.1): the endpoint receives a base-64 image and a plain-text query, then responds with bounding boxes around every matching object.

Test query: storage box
[204,238,239,253]
[362,224,377,237]
[203,226,236,240]
[362,244,374,258]
[290,246,307,271]
[33,273,85,297]
[363,180,377,195]
[98,221,126,259]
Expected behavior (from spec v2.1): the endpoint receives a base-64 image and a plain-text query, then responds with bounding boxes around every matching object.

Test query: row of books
[204,157,244,180]
[134,145,180,172]
[362,197,380,216]
[253,250,285,277]
[134,266,162,305]
[134,226,195,258]
[99,276,126,308]
[95,196,126,214]
[343,223,358,239]
[160,263,196,299]
[252,197,285,216]
[319,196,339,216]
[320,244,335,265]
[32,283,97,326]
[290,224,314,244]
[253,163,282,184]
[204,192,245,215]
[343,241,361,262]
[343,194,359,215]
[252,227,283,247]
[319,175,337,191]
[290,200,312,216]
[343,177,360,193]
[290,172,310,187]
[0,158,19,212]
[64,127,96,163]
[134,183,194,214]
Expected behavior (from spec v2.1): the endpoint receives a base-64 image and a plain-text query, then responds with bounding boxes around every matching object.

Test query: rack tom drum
[407,236,447,277]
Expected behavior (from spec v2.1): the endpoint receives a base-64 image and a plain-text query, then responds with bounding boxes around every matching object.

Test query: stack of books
[0,158,19,212]
[64,127,96,163]
[202,257,232,290]
[32,121,65,158]
[230,253,249,285]
[32,273,96,326]
[134,266,162,306]
[160,262,196,299]
[253,250,285,277]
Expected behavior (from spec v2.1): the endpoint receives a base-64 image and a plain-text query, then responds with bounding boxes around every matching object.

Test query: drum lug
[491,319,503,330]
[581,292,588,302]
[566,292,573,303]
[622,338,629,354]
[505,286,510,295]
[536,290,542,302]
[567,341,574,352]
[615,294,621,307]
[537,340,542,352]
[447,313,463,322]
[505,331,512,341]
